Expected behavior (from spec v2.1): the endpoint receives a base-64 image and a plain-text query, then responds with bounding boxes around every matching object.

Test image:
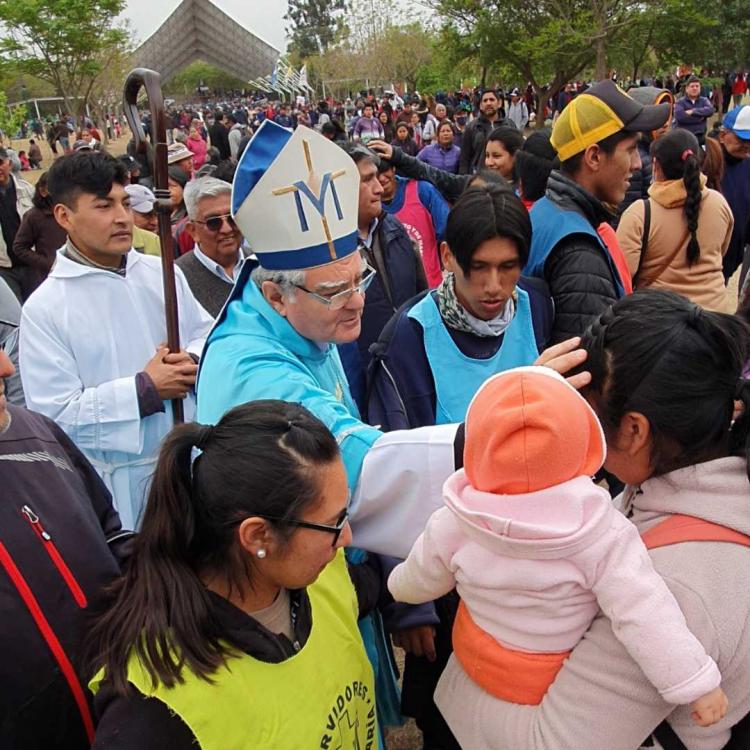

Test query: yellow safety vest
[91,551,377,750]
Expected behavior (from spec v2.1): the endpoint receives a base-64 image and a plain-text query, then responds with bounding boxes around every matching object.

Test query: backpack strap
[644,515,750,750]
[632,197,651,288]
[641,514,750,550]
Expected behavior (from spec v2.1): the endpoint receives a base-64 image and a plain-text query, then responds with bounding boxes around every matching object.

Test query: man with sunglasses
[176,177,251,317]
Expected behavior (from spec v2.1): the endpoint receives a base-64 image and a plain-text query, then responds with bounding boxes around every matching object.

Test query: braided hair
[581,289,750,480]
[650,129,703,266]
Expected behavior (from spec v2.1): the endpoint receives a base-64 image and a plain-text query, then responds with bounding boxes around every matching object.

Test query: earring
[256,549,267,559]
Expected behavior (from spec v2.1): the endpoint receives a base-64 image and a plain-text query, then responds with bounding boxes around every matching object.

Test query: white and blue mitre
[231,119,360,269]
[197,119,380,490]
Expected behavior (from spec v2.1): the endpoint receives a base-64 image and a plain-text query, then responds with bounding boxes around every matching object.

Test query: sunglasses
[262,508,350,547]
[194,213,238,232]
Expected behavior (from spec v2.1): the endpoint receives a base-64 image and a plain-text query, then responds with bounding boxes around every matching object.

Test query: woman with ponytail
[436,290,750,750]
[87,400,378,750]
[617,128,734,311]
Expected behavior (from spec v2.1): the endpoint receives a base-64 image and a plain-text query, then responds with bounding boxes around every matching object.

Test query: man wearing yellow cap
[524,80,670,343]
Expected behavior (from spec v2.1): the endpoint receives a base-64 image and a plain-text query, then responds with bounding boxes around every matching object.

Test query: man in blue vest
[367,182,552,750]
[369,183,552,431]
[525,80,670,342]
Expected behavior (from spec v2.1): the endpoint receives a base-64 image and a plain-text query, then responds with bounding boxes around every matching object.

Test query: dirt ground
[386,649,422,749]
[7,133,130,186]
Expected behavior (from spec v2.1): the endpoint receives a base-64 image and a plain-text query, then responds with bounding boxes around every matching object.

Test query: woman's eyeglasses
[194,213,238,232]
[262,508,349,547]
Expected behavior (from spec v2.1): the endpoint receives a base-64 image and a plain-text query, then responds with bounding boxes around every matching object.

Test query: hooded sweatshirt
[388,470,720,706]
[617,176,734,312]
[433,457,750,750]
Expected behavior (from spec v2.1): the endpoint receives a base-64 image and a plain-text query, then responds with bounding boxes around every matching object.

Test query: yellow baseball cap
[552,80,671,162]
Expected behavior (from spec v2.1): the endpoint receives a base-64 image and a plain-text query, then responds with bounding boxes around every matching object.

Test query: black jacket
[459,115,516,175]
[0,405,130,749]
[614,139,652,228]
[339,213,428,413]
[208,122,231,161]
[542,171,621,343]
[391,145,470,204]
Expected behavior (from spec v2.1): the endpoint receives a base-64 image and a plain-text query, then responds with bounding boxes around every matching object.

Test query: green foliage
[711,0,750,71]
[609,0,720,80]
[164,61,247,96]
[0,0,128,115]
[0,62,55,103]
[430,0,603,123]
[285,0,349,59]
[0,91,28,143]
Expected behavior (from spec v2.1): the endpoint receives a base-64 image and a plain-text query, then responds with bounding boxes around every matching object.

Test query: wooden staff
[123,68,184,423]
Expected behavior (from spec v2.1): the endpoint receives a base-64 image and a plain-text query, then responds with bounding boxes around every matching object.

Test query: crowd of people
[1,66,750,750]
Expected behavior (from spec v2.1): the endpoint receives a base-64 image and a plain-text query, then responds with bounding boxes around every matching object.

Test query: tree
[0,91,27,147]
[285,0,349,59]
[710,0,750,72]
[89,46,134,143]
[165,62,247,98]
[0,0,128,117]
[431,0,650,125]
[431,0,591,125]
[608,0,718,82]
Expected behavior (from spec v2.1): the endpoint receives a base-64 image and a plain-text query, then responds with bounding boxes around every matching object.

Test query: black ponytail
[581,289,750,481]
[85,401,340,693]
[651,129,703,266]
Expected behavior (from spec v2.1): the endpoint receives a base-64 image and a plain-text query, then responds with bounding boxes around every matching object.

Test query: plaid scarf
[436,273,516,338]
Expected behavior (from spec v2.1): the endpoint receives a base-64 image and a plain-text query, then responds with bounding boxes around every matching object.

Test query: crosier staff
[123,68,184,423]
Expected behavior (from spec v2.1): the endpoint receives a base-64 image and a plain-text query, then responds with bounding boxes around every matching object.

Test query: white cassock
[20,249,214,529]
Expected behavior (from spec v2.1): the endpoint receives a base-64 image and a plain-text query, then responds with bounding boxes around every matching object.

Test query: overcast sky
[122,0,289,51]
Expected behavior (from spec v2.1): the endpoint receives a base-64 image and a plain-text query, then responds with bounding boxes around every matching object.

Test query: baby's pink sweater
[388,471,720,705]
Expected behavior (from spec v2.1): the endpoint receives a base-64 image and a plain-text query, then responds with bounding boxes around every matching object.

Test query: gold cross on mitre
[272,139,346,260]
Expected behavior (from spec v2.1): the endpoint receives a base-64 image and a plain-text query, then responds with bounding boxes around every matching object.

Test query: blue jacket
[524,173,625,342]
[673,95,715,135]
[196,264,381,491]
[367,278,553,431]
[722,150,750,279]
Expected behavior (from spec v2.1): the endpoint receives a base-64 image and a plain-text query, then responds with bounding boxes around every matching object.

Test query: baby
[388,366,727,726]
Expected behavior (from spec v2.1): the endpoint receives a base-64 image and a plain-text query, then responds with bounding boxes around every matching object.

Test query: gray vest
[175,251,232,318]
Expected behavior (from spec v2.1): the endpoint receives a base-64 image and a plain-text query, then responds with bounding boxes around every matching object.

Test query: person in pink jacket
[186,127,208,170]
[388,365,727,725]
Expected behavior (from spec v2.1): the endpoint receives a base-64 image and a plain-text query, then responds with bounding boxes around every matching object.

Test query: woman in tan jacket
[617,129,734,311]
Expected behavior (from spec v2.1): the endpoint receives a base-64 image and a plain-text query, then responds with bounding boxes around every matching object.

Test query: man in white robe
[20,150,213,529]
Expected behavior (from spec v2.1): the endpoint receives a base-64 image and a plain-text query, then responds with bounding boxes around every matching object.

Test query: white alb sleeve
[349,423,459,558]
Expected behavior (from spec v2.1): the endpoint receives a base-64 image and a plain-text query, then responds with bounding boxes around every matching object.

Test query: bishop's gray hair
[184,176,232,221]
[251,266,305,300]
